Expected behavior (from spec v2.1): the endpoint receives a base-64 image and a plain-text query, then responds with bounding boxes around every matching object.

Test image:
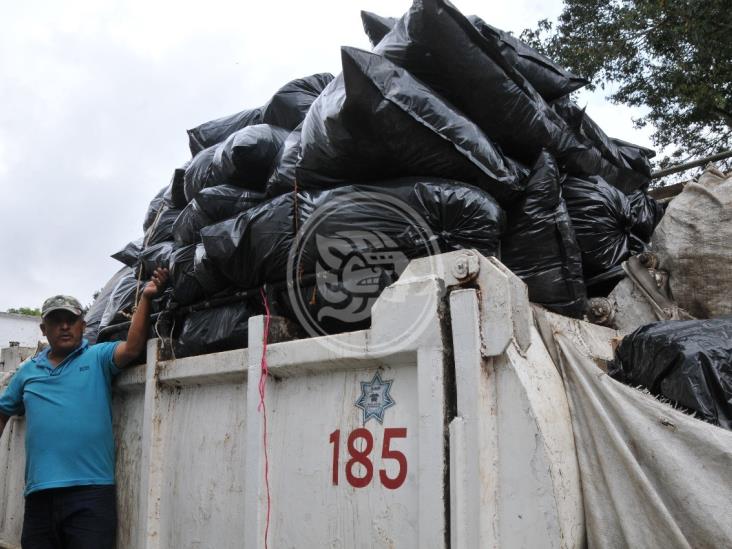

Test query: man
[0,267,168,549]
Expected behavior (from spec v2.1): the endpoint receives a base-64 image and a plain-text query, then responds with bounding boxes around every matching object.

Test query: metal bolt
[452,252,479,281]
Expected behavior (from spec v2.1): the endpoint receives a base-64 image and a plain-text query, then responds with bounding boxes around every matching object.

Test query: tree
[521,0,732,168]
[6,307,41,317]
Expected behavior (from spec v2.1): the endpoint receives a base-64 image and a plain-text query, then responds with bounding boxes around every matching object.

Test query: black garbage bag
[363,9,588,102]
[193,243,230,296]
[467,15,588,101]
[99,268,140,332]
[298,47,527,205]
[84,267,132,344]
[184,145,224,202]
[143,186,168,231]
[175,185,265,246]
[612,138,655,178]
[361,10,399,46]
[261,73,334,130]
[169,244,205,306]
[187,107,263,156]
[175,302,253,357]
[162,164,189,209]
[139,241,175,278]
[202,177,505,291]
[609,317,732,430]
[111,238,143,268]
[173,201,212,246]
[373,0,588,166]
[265,127,301,198]
[214,124,290,191]
[195,185,264,220]
[145,207,181,247]
[552,98,651,193]
[628,190,665,241]
[563,176,640,278]
[501,152,586,317]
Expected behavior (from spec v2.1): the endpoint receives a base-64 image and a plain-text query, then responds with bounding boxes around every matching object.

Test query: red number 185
[329,428,408,490]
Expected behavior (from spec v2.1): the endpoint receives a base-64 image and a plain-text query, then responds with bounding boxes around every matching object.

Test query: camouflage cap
[41,295,84,319]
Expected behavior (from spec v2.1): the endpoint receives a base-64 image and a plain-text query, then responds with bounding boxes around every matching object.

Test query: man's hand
[114,268,170,368]
[141,267,169,300]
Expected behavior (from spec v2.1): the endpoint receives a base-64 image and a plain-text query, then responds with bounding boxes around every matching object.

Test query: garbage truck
[1,250,730,549]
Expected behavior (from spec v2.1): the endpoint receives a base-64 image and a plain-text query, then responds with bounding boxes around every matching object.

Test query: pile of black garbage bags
[85,0,665,357]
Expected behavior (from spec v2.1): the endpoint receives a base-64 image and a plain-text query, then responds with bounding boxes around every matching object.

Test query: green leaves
[522,0,732,168]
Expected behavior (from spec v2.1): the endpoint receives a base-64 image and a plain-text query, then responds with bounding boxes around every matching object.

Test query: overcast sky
[0,0,655,312]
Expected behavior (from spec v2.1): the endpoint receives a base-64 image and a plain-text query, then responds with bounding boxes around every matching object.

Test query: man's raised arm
[113,268,169,368]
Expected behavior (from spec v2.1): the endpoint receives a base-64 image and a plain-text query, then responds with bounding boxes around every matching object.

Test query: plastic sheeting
[534,307,732,549]
[563,175,641,277]
[139,241,174,278]
[373,0,588,166]
[162,165,189,209]
[202,178,505,290]
[184,145,221,201]
[143,186,168,231]
[144,207,181,247]
[99,269,140,332]
[501,152,586,317]
[193,243,229,296]
[187,107,263,156]
[652,165,732,318]
[609,318,732,429]
[261,73,334,130]
[298,47,527,204]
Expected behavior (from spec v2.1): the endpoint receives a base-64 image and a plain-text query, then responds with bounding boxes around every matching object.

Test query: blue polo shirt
[0,339,121,495]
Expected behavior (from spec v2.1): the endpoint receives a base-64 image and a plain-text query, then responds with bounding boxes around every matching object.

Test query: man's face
[41,310,86,356]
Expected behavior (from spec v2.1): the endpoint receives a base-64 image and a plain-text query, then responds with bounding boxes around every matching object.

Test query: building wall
[0,313,44,348]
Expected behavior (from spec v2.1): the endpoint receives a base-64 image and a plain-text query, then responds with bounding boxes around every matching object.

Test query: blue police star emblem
[355,372,396,424]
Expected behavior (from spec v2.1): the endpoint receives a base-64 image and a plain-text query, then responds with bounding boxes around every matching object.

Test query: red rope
[258,287,272,549]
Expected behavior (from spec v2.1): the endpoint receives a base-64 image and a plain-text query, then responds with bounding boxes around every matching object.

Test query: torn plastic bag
[373,0,588,165]
[175,302,252,357]
[609,317,732,429]
[111,238,143,268]
[552,98,652,192]
[172,201,212,246]
[563,176,639,278]
[99,268,140,332]
[214,124,290,191]
[143,186,168,231]
[261,73,334,130]
[84,267,132,344]
[265,127,301,198]
[169,244,205,306]
[202,177,505,293]
[652,165,732,318]
[145,207,181,247]
[298,47,527,205]
[187,107,263,156]
[184,145,223,202]
[193,243,230,296]
[501,152,586,317]
[139,241,175,278]
[467,15,588,101]
[162,164,189,209]
[361,10,399,46]
[628,190,664,241]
